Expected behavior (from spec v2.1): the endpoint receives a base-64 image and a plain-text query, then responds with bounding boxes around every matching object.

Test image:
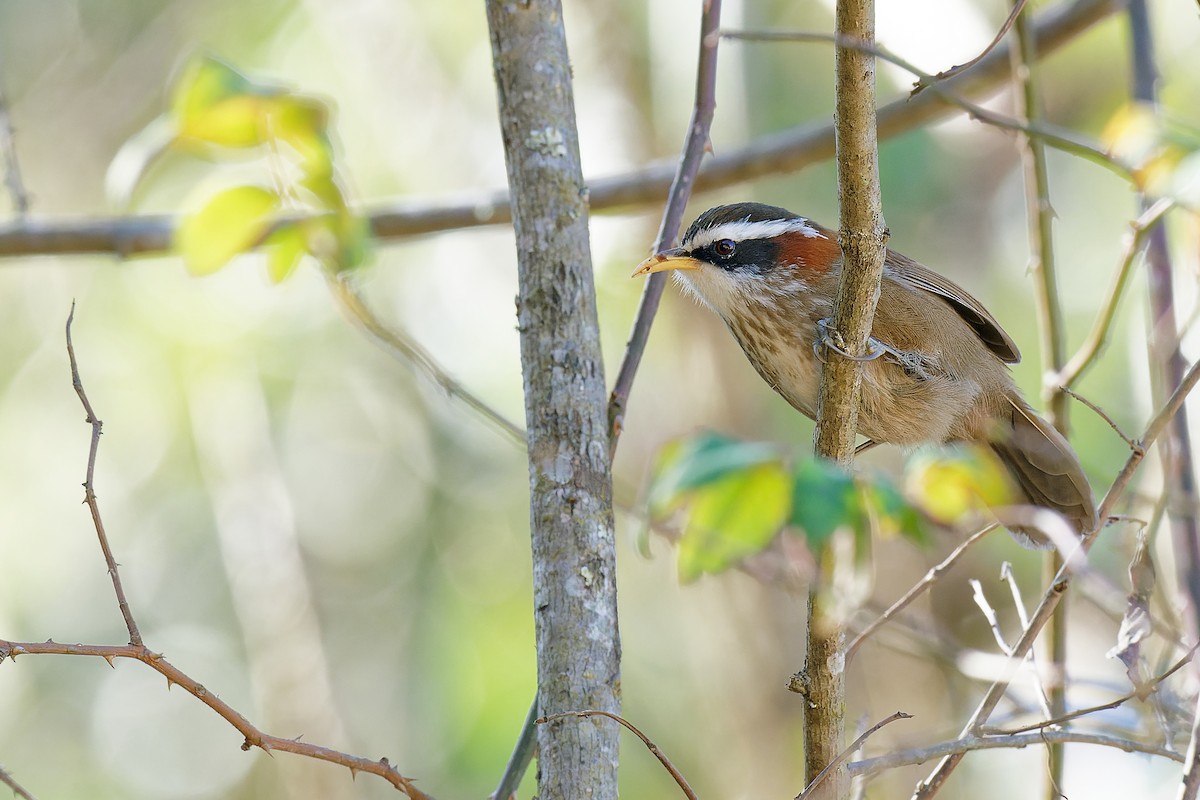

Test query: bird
[634,202,1098,548]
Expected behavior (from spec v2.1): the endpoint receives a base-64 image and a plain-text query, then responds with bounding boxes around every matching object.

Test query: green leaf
[264,222,308,283]
[866,480,929,546]
[676,463,790,582]
[789,458,863,550]
[648,431,781,516]
[176,185,279,276]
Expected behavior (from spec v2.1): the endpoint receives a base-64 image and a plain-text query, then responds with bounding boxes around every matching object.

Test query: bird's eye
[713,239,736,257]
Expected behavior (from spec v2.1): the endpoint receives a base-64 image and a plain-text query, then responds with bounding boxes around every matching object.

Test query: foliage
[119,55,368,279]
[641,431,1000,582]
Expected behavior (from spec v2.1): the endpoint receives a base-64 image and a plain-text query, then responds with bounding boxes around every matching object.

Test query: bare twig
[912,357,1200,798]
[538,711,697,800]
[797,711,913,800]
[0,0,1125,261]
[853,729,1183,780]
[847,524,997,661]
[65,304,142,646]
[992,643,1198,735]
[1059,386,1140,449]
[0,765,35,800]
[607,0,723,452]
[971,579,1015,656]
[911,0,1031,92]
[1000,563,1054,719]
[0,640,430,798]
[326,273,526,446]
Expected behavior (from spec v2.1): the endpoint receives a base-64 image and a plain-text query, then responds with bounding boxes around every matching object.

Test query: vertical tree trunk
[485,3,621,798]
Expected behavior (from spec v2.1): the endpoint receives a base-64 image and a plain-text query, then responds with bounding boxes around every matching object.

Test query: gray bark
[485,2,620,798]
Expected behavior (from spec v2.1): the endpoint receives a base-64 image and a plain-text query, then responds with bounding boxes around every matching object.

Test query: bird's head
[633,202,842,315]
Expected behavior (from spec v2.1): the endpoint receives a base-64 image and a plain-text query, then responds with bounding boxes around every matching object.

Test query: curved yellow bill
[632,248,702,277]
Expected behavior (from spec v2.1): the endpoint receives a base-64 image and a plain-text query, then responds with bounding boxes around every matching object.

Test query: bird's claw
[814,318,886,364]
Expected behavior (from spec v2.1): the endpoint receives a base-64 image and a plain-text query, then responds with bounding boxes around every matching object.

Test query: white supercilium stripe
[685,217,826,249]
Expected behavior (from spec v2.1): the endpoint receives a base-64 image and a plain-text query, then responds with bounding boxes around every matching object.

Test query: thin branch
[720,29,1129,178]
[538,711,697,800]
[326,273,526,446]
[0,640,430,798]
[0,765,35,800]
[847,524,997,662]
[797,711,913,800]
[607,0,722,452]
[1059,386,1140,449]
[971,579,1016,656]
[65,304,142,646]
[911,0,1030,91]
[0,0,1124,260]
[992,643,1198,735]
[1010,6,1073,786]
[912,357,1200,798]
[853,729,1183,780]
[1054,197,1176,389]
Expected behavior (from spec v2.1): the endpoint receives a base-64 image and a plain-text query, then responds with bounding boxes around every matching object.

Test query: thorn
[349,768,358,781]
[165,677,174,690]
[104,655,115,669]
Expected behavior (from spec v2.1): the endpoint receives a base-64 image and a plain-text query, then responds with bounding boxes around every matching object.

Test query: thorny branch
[0,765,34,800]
[0,640,430,798]
[66,304,142,647]
[0,311,431,799]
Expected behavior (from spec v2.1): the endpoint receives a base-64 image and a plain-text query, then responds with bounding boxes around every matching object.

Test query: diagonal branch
[607,0,723,451]
[0,640,430,798]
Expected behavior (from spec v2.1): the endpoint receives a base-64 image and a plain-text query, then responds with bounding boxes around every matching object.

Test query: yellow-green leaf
[270,96,333,177]
[676,463,790,582]
[905,446,1013,525]
[264,223,308,283]
[177,185,279,276]
[648,431,781,517]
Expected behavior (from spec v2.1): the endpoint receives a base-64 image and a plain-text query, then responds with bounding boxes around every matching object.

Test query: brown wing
[885,250,1021,364]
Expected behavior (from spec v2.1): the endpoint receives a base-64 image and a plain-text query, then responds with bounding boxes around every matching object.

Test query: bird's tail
[988,394,1098,548]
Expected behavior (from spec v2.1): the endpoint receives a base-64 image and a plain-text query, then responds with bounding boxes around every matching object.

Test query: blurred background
[0,0,1198,798]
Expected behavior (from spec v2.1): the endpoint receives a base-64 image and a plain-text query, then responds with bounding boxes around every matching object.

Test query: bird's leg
[854,439,879,456]
[814,317,886,363]
[815,318,934,381]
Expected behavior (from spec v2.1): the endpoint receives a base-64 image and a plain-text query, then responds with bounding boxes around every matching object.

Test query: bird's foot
[814,318,886,364]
